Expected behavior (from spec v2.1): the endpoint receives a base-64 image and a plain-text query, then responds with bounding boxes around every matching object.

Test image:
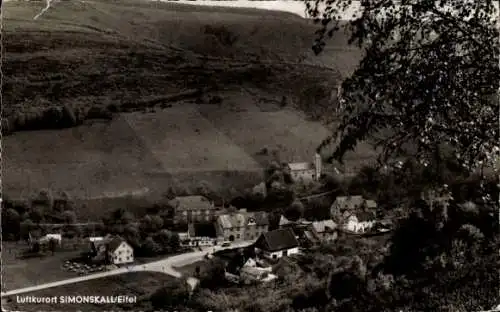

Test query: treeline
[2,104,113,136]
[2,189,90,241]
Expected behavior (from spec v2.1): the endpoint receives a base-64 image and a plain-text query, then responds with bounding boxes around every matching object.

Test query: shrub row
[3,105,113,135]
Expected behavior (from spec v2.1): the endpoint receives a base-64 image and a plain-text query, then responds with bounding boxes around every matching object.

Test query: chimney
[314,153,322,180]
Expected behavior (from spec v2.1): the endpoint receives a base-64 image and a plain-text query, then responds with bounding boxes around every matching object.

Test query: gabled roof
[169,196,215,211]
[333,195,365,209]
[288,162,314,171]
[279,215,293,226]
[312,220,337,233]
[255,228,299,252]
[349,211,376,222]
[218,211,269,229]
[107,238,126,253]
[333,196,378,210]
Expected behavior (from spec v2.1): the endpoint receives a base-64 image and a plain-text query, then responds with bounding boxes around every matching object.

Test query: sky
[172,1,499,22]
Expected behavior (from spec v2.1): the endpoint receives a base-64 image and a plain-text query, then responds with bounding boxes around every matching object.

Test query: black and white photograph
[1,0,499,311]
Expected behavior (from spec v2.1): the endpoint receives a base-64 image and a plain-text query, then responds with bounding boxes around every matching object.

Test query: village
[3,151,455,292]
[0,154,406,292]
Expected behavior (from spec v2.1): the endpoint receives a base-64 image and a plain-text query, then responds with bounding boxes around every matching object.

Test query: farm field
[2,272,176,312]
[3,117,162,199]
[124,105,263,172]
[4,88,377,210]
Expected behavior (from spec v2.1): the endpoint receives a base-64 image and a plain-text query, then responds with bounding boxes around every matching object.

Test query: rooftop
[312,220,337,233]
[333,196,377,210]
[169,195,215,211]
[288,162,314,171]
[218,211,269,229]
[255,228,299,252]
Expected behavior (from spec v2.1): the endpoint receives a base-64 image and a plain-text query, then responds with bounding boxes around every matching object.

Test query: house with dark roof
[254,228,300,260]
[277,216,319,247]
[215,209,269,242]
[169,195,218,224]
[90,235,134,265]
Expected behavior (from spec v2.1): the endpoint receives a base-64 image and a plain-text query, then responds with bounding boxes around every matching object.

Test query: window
[236,234,240,239]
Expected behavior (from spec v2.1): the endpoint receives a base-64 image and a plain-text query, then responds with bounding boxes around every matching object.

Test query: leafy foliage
[307,0,499,172]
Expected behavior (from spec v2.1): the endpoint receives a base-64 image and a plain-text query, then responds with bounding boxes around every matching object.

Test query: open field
[124,105,262,172]
[4,93,377,206]
[3,117,162,199]
[2,242,83,292]
[2,272,175,312]
[3,0,369,218]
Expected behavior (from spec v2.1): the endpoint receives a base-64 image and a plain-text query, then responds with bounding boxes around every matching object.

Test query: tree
[154,229,172,252]
[307,1,499,178]
[20,219,35,241]
[2,208,21,240]
[150,215,164,232]
[286,200,305,221]
[141,236,161,256]
[48,238,58,255]
[33,189,54,210]
[61,210,77,224]
[169,232,180,250]
[29,207,44,224]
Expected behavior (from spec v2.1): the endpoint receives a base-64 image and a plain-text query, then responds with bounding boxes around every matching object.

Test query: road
[1,240,254,298]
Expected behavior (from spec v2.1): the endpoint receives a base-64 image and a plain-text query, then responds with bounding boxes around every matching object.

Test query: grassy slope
[4,0,358,110]
[3,0,367,213]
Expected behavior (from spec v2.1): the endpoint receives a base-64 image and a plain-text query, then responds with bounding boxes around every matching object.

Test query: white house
[343,211,376,234]
[287,153,322,182]
[39,233,62,245]
[107,238,134,265]
[311,220,338,242]
[254,228,300,260]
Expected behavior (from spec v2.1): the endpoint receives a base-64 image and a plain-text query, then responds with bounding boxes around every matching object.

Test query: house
[330,195,378,217]
[39,233,62,245]
[342,211,377,234]
[311,220,338,242]
[106,237,134,264]
[215,209,269,242]
[90,235,134,265]
[278,216,319,247]
[180,223,218,247]
[254,228,300,260]
[224,256,276,284]
[286,153,322,182]
[169,195,218,224]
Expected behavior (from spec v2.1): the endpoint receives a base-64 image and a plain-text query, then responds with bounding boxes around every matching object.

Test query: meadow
[3,0,367,218]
